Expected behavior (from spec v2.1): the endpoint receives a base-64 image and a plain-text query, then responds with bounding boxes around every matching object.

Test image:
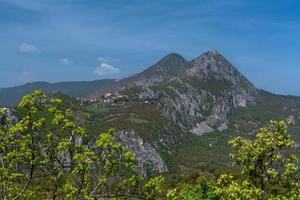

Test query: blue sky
[0,0,300,95]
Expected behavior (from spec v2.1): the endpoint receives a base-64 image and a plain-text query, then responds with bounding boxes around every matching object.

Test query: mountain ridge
[0,79,114,106]
[87,50,256,98]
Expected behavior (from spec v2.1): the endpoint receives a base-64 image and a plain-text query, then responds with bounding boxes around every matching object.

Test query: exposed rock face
[154,85,255,134]
[187,50,255,92]
[115,130,168,176]
[0,107,18,126]
[192,122,214,136]
[138,87,163,101]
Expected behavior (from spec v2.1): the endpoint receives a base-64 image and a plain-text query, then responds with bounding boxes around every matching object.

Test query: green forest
[0,90,299,199]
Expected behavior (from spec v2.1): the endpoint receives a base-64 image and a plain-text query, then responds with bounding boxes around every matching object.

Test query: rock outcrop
[115,130,168,176]
[0,107,18,126]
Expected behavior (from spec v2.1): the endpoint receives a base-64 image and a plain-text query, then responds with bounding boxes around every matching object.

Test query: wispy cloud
[60,58,71,65]
[93,63,120,77]
[18,43,38,53]
[97,56,117,63]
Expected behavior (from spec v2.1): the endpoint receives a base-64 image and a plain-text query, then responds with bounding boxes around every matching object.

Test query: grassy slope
[0,79,113,106]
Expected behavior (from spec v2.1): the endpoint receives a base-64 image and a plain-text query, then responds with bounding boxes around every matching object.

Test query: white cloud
[93,63,120,77]
[60,58,71,65]
[19,43,38,53]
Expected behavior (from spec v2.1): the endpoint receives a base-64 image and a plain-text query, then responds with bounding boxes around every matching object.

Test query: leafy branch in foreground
[217,120,300,199]
[0,90,165,200]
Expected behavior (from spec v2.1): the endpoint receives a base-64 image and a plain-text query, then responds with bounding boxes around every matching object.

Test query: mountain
[0,79,113,106]
[90,50,257,135]
[2,50,300,176]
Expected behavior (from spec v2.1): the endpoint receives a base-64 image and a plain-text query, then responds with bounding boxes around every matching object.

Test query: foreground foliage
[0,90,164,199]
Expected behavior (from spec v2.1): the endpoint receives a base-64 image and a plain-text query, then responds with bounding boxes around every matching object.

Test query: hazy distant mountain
[0,79,113,106]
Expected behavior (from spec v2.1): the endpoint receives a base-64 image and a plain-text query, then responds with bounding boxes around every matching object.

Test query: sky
[0,0,300,95]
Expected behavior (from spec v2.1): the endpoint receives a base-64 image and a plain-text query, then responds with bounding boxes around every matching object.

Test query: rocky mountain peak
[205,49,221,56]
[158,52,187,64]
[188,50,237,76]
[186,50,255,92]
[142,52,188,75]
[117,53,188,88]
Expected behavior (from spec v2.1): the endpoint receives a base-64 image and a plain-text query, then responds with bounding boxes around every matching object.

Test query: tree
[217,120,300,199]
[0,90,166,200]
[167,120,300,200]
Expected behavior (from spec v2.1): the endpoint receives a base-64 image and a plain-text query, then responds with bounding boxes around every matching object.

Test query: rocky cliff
[0,107,18,126]
[115,130,168,176]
